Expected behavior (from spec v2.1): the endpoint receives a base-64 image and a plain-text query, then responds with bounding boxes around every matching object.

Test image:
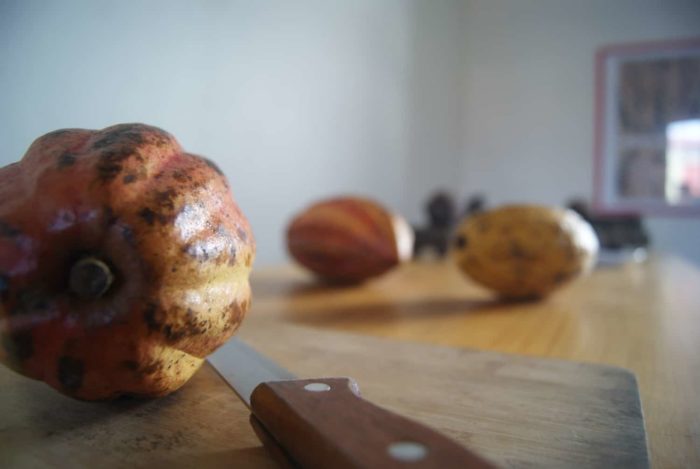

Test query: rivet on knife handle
[250,377,497,469]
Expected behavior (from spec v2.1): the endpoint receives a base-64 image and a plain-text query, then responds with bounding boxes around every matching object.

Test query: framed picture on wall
[594,37,700,215]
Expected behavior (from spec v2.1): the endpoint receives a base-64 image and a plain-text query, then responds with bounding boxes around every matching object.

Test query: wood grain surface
[251,254,699,468]
[0,316,647,468]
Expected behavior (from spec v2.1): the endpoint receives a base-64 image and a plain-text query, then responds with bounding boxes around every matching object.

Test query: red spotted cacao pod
[0,123,255,400]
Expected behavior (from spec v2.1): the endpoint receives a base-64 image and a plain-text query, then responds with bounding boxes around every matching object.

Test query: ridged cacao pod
[287,196,413,283]
[0,123,255,400]
[452,204,598,299]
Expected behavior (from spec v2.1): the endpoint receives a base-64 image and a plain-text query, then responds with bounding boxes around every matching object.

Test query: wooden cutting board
[0,318,649,468]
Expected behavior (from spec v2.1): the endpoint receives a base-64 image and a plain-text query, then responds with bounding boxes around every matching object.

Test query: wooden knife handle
[250,377,497,469]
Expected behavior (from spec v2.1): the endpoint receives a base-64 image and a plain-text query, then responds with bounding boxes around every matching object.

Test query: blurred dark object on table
[567,199,650,265]
[462,194,486,219]
[428,192,456,228]
[414,192,487,258]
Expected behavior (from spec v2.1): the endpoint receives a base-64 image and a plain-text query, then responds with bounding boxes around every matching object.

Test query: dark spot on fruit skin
[123,173,137,184]
[0,220,20,237]
[103,206,118,226]
[9,331,34,360]
[553,271,571,285]
[92,125,146,149]
[0,274,8,296]
[143,303,161,332]
[161,308,210,343]
[228,246,237,266]
[236,227,248,242]
[172,170,192,184]
[96,147,134,181]
[203,158,224,176]
[149,128,172,146]
[154,188,177,211]
[455,234,468,249]
[509,242,531,259]
[141,361,163,374]
[123,360,140,371]
[163,325,186,342]
[139,208,156,225]
[57,152,76,168]
[11,289,49,316]
[58,356,84,392]
[121,225,136,246]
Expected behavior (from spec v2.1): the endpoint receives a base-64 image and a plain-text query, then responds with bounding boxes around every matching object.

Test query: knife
[208,338,497,469]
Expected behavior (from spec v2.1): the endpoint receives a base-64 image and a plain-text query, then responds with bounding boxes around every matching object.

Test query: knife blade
[208,337,497,469]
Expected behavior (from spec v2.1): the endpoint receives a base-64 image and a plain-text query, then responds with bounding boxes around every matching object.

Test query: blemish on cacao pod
[122,173,137,184]
[103,206,118,226]
[172,170,191,183]
[122,360,140,371]
[58,356,84,392]
[154,188,177,211]
[477,220,490,232]
[0,274,8,296]
[120,225,136,246]
[228,246,238,266]
[163,324,186,342]
[139,207,157,226]
[12,289,49,316]
[92,125,145,149]
[143,303,161,332]
[0,220,20,238]
[509,242,528,259]
[147,127,172,146]
[203,158,223,176]
[185,240,225,263]
[141,361,163,374]
[96,148,133,181]
[57,152,76,168]
[455,234,468,249]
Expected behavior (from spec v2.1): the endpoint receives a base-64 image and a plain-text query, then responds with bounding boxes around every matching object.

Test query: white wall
[2,0,699,266]
[1,0,463,265]
[459,0,700,265]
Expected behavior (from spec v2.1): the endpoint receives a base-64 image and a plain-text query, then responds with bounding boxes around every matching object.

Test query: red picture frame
[593,37,700,216]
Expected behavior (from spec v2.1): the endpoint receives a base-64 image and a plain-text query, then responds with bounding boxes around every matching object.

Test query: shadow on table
[252,276,360,299]
[283,296,537,328]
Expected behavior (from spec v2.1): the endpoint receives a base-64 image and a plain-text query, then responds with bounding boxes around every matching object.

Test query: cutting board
[0,318,649,468]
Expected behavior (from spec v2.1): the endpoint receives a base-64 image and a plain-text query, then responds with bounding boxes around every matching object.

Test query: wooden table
[251,254,700,469]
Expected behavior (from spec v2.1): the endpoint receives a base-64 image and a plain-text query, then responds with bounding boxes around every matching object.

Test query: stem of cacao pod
[69,257,114,299]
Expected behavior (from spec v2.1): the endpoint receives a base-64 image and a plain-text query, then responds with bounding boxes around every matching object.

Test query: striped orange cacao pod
[286,196,413,283]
